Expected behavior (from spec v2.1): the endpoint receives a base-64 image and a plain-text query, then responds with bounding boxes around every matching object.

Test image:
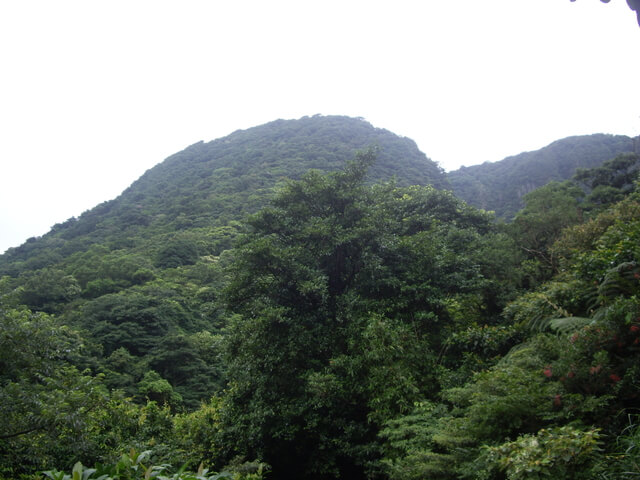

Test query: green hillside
[448,134,635,219]
[1,115,446,276]
[115,114,449,230]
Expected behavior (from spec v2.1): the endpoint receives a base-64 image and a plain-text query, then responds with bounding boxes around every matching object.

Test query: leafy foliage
[508,181,585,284]
[42,450,267,480]
[0,305,106,475]
[482,426,602,479]
[221,151,514,479]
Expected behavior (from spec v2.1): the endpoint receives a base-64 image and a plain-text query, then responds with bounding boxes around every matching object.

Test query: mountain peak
[1,115,447,268]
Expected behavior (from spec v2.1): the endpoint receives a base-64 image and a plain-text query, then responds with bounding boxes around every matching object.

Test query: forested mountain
[114,114,448,231]
[0,115,446,275]
[0,115,446,412]
[2,116,640,480]
[448,133,636,219]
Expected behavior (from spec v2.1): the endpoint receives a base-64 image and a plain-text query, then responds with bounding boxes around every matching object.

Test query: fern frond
[528,310,551,332]
[527,294,572,332]
[598,261,640,301]
[548,316,593,334]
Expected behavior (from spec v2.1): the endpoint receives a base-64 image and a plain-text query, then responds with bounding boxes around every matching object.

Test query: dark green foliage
[72,286,223,409]
[508,181,585,284]
[375,186,640,478]
[0,303,230,477]
[221,152,383,479]
[18,267,81,313]
[379,334,601,478]
[66,246,156,298]
[221,152,510,479]
[146,334,224,408]
[448,134,635,219]
[77,291,174,357]
[156,237,200,269]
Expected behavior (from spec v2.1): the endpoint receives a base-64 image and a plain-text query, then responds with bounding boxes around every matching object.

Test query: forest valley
[2,125,640,479]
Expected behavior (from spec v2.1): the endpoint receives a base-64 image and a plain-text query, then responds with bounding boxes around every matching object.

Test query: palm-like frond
[598,261,640,300]
[548,316,593,334]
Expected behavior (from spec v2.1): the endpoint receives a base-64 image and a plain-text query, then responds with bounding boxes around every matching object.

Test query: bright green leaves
[378,401,449,480]
[482,426,602,480]
[473,191,640,477]
[356,315,430,423]
[156,236,200,269]
[173,397,224,468]
[0,305,107,475]
[67,246,156,299]
[41,448,268,480]
[138,371,184,409]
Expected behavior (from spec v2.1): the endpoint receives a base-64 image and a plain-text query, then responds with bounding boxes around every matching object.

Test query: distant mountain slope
[447,134,635,219]
[0,115,446,273]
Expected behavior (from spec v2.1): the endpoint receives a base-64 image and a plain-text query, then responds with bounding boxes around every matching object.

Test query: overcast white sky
[1,1,639,254]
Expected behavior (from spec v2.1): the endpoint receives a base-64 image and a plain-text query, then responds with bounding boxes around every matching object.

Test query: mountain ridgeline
[118,115,449,227]
[0,116,447,274]
[448,133,636,219]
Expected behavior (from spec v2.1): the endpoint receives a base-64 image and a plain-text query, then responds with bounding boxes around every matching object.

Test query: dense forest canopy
[1,116,640,479]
